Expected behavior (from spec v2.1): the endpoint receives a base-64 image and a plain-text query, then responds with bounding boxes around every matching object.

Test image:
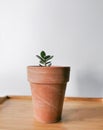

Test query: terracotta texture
[27,66,70,123]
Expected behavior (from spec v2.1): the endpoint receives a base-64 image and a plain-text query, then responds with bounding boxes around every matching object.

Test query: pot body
[27,66,70,123]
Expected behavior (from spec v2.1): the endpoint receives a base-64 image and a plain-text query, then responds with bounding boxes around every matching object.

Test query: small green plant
[36,51,54,66]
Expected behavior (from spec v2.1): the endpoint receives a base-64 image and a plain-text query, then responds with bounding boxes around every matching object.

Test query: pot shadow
[61,67,103,123]
[62,105,103,122]
[76,68,103,97]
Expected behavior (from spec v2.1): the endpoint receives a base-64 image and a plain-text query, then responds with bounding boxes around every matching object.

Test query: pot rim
[27,65,70,69]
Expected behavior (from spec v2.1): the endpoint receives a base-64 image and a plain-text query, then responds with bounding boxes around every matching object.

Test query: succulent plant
[36,51,54,66]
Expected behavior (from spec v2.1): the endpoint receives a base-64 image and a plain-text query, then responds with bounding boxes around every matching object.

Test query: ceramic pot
[27,66,70,123]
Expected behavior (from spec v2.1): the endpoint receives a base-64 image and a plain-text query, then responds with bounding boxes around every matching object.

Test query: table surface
[0,96,103,130]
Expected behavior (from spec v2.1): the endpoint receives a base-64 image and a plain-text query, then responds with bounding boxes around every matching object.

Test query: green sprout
[36,51,54,67]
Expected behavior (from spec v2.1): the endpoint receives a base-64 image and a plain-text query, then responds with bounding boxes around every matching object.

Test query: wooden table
[0,96,103,130]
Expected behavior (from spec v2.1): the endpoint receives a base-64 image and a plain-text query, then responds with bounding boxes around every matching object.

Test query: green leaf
[40,51,46,58]
[46,61,51,65]
[46,56,54,61]
[39,64,43,66]
[36,51,54,66]
[45,55,50,60]
[36,55,45,62]
[48,63,52,66]
[40,60,45,64]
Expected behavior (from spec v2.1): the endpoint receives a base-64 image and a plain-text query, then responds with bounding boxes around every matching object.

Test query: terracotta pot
[27,66,70,123]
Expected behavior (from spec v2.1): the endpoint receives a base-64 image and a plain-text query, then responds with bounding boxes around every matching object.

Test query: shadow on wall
[76,68,103,97]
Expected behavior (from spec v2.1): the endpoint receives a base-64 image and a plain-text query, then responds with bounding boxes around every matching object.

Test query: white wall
[0,0,103,97]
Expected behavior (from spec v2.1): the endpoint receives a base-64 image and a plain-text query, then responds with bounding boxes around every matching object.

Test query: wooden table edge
[5,95,103,102]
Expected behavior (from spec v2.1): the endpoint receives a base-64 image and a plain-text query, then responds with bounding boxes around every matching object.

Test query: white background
[0,0,103,97]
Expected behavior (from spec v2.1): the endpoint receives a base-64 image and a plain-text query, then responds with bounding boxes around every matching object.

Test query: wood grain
[0,96,103,130]
[9,95,103,102]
